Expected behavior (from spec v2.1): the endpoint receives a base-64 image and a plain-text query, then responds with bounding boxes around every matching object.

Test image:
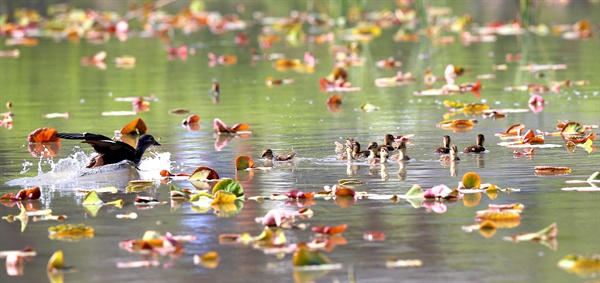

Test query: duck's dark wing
[56,132,136,166]
[275,151,297,161]
[56,132,114,141]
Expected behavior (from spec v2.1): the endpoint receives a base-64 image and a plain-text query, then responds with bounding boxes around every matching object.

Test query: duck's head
[397,141,407,152]
[380,147,389,159]
[261,149,274,159]
[443,135,451,147]
[367,141,378,150]
[384,134,394,146]
[137,135,160,151]
[477,134,485,146]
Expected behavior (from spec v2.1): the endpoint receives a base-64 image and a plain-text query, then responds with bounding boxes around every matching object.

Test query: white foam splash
[6,150,172,189]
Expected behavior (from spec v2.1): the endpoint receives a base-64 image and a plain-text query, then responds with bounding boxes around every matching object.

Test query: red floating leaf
[334,187,356,197]
[28,128,60,143]
[285,190,316,199]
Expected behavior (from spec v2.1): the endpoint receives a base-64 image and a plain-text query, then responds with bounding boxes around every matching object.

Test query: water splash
[6,150,172,189]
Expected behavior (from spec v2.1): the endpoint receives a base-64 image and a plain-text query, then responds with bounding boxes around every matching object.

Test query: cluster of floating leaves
[2,0,598,281]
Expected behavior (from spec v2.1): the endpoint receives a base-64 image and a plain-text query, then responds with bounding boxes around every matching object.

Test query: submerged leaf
[504,223,557,242]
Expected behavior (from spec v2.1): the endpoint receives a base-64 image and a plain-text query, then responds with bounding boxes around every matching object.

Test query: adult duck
[433,135,451,154]
[55,133,160,168]
[261,148,297,161]
[463,134,486,153]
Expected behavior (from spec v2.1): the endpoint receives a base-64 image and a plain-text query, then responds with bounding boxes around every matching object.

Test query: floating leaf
[212,190,236,204]
[476,210,521,221]
[230,123,250,132]
[189,166,220,181]
[120,118,147,135]
[423,184,454,199]
[462,103,489,114]
[1,186,41,200]
[561,122,583,134]
[534,166,571,176]
[28,127,60,143]
[437,119,477,132]
[48,223,94,236]
[363,231,386,241]
[47,250,64,271]
[194,251,219,269]
[82,191,103,205]
[212,178,244,198]
[182,114,200,125]
[402,185,424,198]
[557,254,600,277]
[293,245,331,267]
[334,187,356,197]
[462,172,481,189]
[326,95,342,105]
[312,224,347,235]
[386,259,423,268]
[360,103,379,112]
[504,223,557,242]
[235,155,255,170]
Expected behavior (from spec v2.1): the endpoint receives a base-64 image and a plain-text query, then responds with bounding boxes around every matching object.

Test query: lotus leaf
[293,245,331,266]
[189,166,220,180]
[462,172,481,189]
[212,190,236,204]
[212,178,244,198]
[235,155,254,170]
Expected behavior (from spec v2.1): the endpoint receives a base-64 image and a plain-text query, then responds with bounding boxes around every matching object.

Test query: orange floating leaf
[28,128,60,143]
[1,186,41,200]
[120,118,147,135]
[461,172,481,189]
[230,123,250,132]
[235,155,254,170]
[334,187,356,197]
[312,224,347,235]
[182,114,200,125]
[506,124,525,135]
[47,250,64,271]
[284,190,315,199]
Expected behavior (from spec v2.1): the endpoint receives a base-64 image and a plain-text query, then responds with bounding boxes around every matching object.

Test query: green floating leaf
[462,172,481,189]
[82,191,103,205]
[235,155,254,170]
[293,245,331,266]
[561,122,583,134]
[212,178,244,198]
[403,185,424,198]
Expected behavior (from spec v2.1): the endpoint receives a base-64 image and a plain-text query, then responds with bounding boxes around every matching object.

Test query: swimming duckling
[262,148,297,161]
[440,145,460,165]
[391,141,411,162]
[353,141,372,159]
[463,134,486,153]
[367,147,389,164]
[433,135,451,154]
[380,134,396,151]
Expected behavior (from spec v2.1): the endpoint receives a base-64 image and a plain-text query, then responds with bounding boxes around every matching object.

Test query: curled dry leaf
[534,166,571,176]
[1,186,41,200]
[235,155,255,170]
[182,114,200,125]
[334,187,356,197]
[311,224,347,235]
[437,119,477,132]
[28,127,60,143]
[189,166,220,180]
[120,118,147,135]
[504,223,557,243]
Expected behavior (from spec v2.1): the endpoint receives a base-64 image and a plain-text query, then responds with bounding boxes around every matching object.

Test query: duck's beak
[154,141,161,146]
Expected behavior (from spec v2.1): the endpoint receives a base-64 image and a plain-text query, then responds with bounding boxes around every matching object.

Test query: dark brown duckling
[463,134,486,153]
[352,141,372,159]
[380,134,396,152]
[433,135,451,154]
[261,148,297,161]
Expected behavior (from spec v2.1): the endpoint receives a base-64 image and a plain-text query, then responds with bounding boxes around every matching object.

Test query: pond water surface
[1,1,599,283]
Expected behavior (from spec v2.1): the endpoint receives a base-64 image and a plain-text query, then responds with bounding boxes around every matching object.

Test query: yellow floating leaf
[462,192,482,207]
[211,190,236,204]
[476,211,521,221]
[292,244,331,266]
[47,250,64,271]
[462,172,481,189]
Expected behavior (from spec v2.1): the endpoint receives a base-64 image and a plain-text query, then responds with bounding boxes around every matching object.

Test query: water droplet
[481,99,487,103]
[495,101,501,105]
[266,97,270,101]
[80,99,85,103]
